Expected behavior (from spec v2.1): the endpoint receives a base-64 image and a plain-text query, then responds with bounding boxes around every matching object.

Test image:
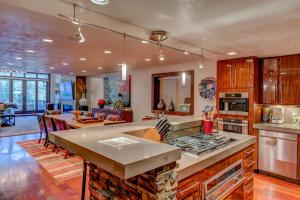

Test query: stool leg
[81,160,87,200]
[38,131,42,144]
[52,144,57,152]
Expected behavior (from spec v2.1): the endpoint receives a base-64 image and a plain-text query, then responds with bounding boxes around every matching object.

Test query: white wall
[87,60,217,121]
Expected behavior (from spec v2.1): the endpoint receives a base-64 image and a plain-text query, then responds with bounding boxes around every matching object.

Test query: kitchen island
[50,116,255,200]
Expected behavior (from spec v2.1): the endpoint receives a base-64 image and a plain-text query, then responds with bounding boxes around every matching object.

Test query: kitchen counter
[253,122,300,134]
[177,131,255,181]
[50,115,255,181]
[49,116,202,179]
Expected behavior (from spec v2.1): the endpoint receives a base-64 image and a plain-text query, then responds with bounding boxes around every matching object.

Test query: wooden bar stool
[44,116,57,149]
[53,118,71,159]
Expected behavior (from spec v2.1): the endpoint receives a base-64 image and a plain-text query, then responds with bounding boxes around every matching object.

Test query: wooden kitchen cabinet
[261,58,279,104]
[217,57,257,90]
[261,54,300,105]
[217,59,234,89]
[177,180,200,200]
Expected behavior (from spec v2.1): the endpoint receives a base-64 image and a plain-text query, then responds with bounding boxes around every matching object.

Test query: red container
[203,120,213,134]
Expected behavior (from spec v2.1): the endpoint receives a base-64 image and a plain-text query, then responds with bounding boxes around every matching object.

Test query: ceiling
[65,0,300,59]
[1,0,300,75]
[0,2,199,76]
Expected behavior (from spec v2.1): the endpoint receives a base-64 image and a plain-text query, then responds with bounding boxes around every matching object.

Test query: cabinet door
[217,60,234,89]
[177,181,200,200]
[293,55,300,105]
[262,58,279,104]
[234,57,254,89]
[279,55,300,105]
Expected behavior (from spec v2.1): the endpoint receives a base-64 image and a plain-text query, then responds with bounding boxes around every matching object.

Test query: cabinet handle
[245,160,255,170]
[244,148,255,157]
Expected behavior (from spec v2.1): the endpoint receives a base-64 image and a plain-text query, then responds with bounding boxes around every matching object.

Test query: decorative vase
[79,93,88,106]
[168,98,175,111]
[157,98,166,110]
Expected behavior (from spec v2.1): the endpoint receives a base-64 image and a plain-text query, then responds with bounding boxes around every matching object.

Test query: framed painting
[103,74,131,107]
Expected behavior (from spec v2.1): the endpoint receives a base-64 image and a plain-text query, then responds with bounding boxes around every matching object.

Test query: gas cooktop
[166,133,236,156]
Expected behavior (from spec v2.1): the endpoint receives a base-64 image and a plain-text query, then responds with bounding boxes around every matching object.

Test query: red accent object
[98,99,106,106]
[203,120,213,134]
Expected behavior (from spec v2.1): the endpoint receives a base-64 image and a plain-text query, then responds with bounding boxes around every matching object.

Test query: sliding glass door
[12,80,23,112]
[0,79,10,103]
[26,80,36,111]
[0,73,49,113]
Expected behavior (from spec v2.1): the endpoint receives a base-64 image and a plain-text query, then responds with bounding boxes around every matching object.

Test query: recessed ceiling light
[26,50,35,53]
[43,38,53,43]
[97,67,103,70]
[104,50,112,54]
[90,0,109,5]
[7,62,13,65]
[70,72,74,75]
[183,51,189,55]
[141,40,149,44]
[15,57,22,60]
[49,67,55,70]
[145,58,151,62]
[82,70,87,73]
[227,52,237,56]
[39,69,45,72]
[79,57,87,61]
[62,62,69,66]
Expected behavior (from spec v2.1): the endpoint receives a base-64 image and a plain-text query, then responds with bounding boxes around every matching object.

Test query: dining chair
[36,114,47,144]
[53,118,71,159]
[44,116,57,149]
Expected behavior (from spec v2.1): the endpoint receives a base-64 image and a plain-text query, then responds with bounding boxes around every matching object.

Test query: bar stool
[53,118,71,159]
[44,116,57,149]
[36,114,47,144]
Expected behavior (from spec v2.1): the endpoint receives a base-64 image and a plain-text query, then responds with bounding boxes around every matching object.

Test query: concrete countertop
[50,116,255,181]
[253,122,300,134]
[50,116,202,179]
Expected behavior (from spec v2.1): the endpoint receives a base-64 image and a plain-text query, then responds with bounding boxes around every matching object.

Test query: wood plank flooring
[0,134,299,200]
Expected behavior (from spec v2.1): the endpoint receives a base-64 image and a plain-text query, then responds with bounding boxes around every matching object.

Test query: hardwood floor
[254,174,300,200]
[0,134,300,200]
[0,133,87,200]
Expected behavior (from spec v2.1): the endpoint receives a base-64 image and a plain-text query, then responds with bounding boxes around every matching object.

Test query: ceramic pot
[157,98,166,110]
[79,93,88,106]
[168,98,175,111]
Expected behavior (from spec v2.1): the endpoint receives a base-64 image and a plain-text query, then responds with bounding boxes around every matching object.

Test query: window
[26,81,36,111]
[0,79,10,103]
[0,72,49,113]
[12,72,24,78]
[25,73,37,78]
[0,72,10,77]
[38,81,47,110]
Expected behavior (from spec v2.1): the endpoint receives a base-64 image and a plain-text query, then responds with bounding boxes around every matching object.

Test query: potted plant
[98,99,106,109]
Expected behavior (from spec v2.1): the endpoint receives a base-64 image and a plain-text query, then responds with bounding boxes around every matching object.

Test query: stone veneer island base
[89,162,178,200]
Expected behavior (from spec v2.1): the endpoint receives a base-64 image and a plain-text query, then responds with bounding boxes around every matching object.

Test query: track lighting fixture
[75,26,85,43]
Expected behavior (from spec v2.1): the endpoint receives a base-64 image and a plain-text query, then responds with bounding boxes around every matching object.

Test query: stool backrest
[44,117,57,133]
[37,114,46,133]
[53,118,69,131]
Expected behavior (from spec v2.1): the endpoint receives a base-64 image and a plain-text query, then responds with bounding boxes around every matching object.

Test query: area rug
[17,139,83,183]
[0,116,40,138]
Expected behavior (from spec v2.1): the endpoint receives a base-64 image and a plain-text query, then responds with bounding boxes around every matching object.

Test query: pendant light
[76,26,85,43]
[158,44,165,61]
[121,33,127,81]
[182,72,186,86]
[199,48,204,69]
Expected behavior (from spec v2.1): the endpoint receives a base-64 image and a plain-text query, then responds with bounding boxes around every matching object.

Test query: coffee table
[0,113,15,127]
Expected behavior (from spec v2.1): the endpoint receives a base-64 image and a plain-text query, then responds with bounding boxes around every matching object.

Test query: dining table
[45,113,126,129]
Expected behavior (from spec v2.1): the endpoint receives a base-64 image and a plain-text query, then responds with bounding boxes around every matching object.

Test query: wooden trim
[151,70,194,116]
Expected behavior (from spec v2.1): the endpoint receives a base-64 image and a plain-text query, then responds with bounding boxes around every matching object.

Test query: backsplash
[255,104,300,123]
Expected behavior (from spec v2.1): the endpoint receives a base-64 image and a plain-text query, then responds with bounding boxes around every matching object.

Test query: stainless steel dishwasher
[259,130,298,179]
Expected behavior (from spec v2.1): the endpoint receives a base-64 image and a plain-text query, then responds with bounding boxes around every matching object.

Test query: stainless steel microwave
[219,92,249,116]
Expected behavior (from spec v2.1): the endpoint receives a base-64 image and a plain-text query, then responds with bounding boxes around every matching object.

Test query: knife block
[143,128,161,142]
